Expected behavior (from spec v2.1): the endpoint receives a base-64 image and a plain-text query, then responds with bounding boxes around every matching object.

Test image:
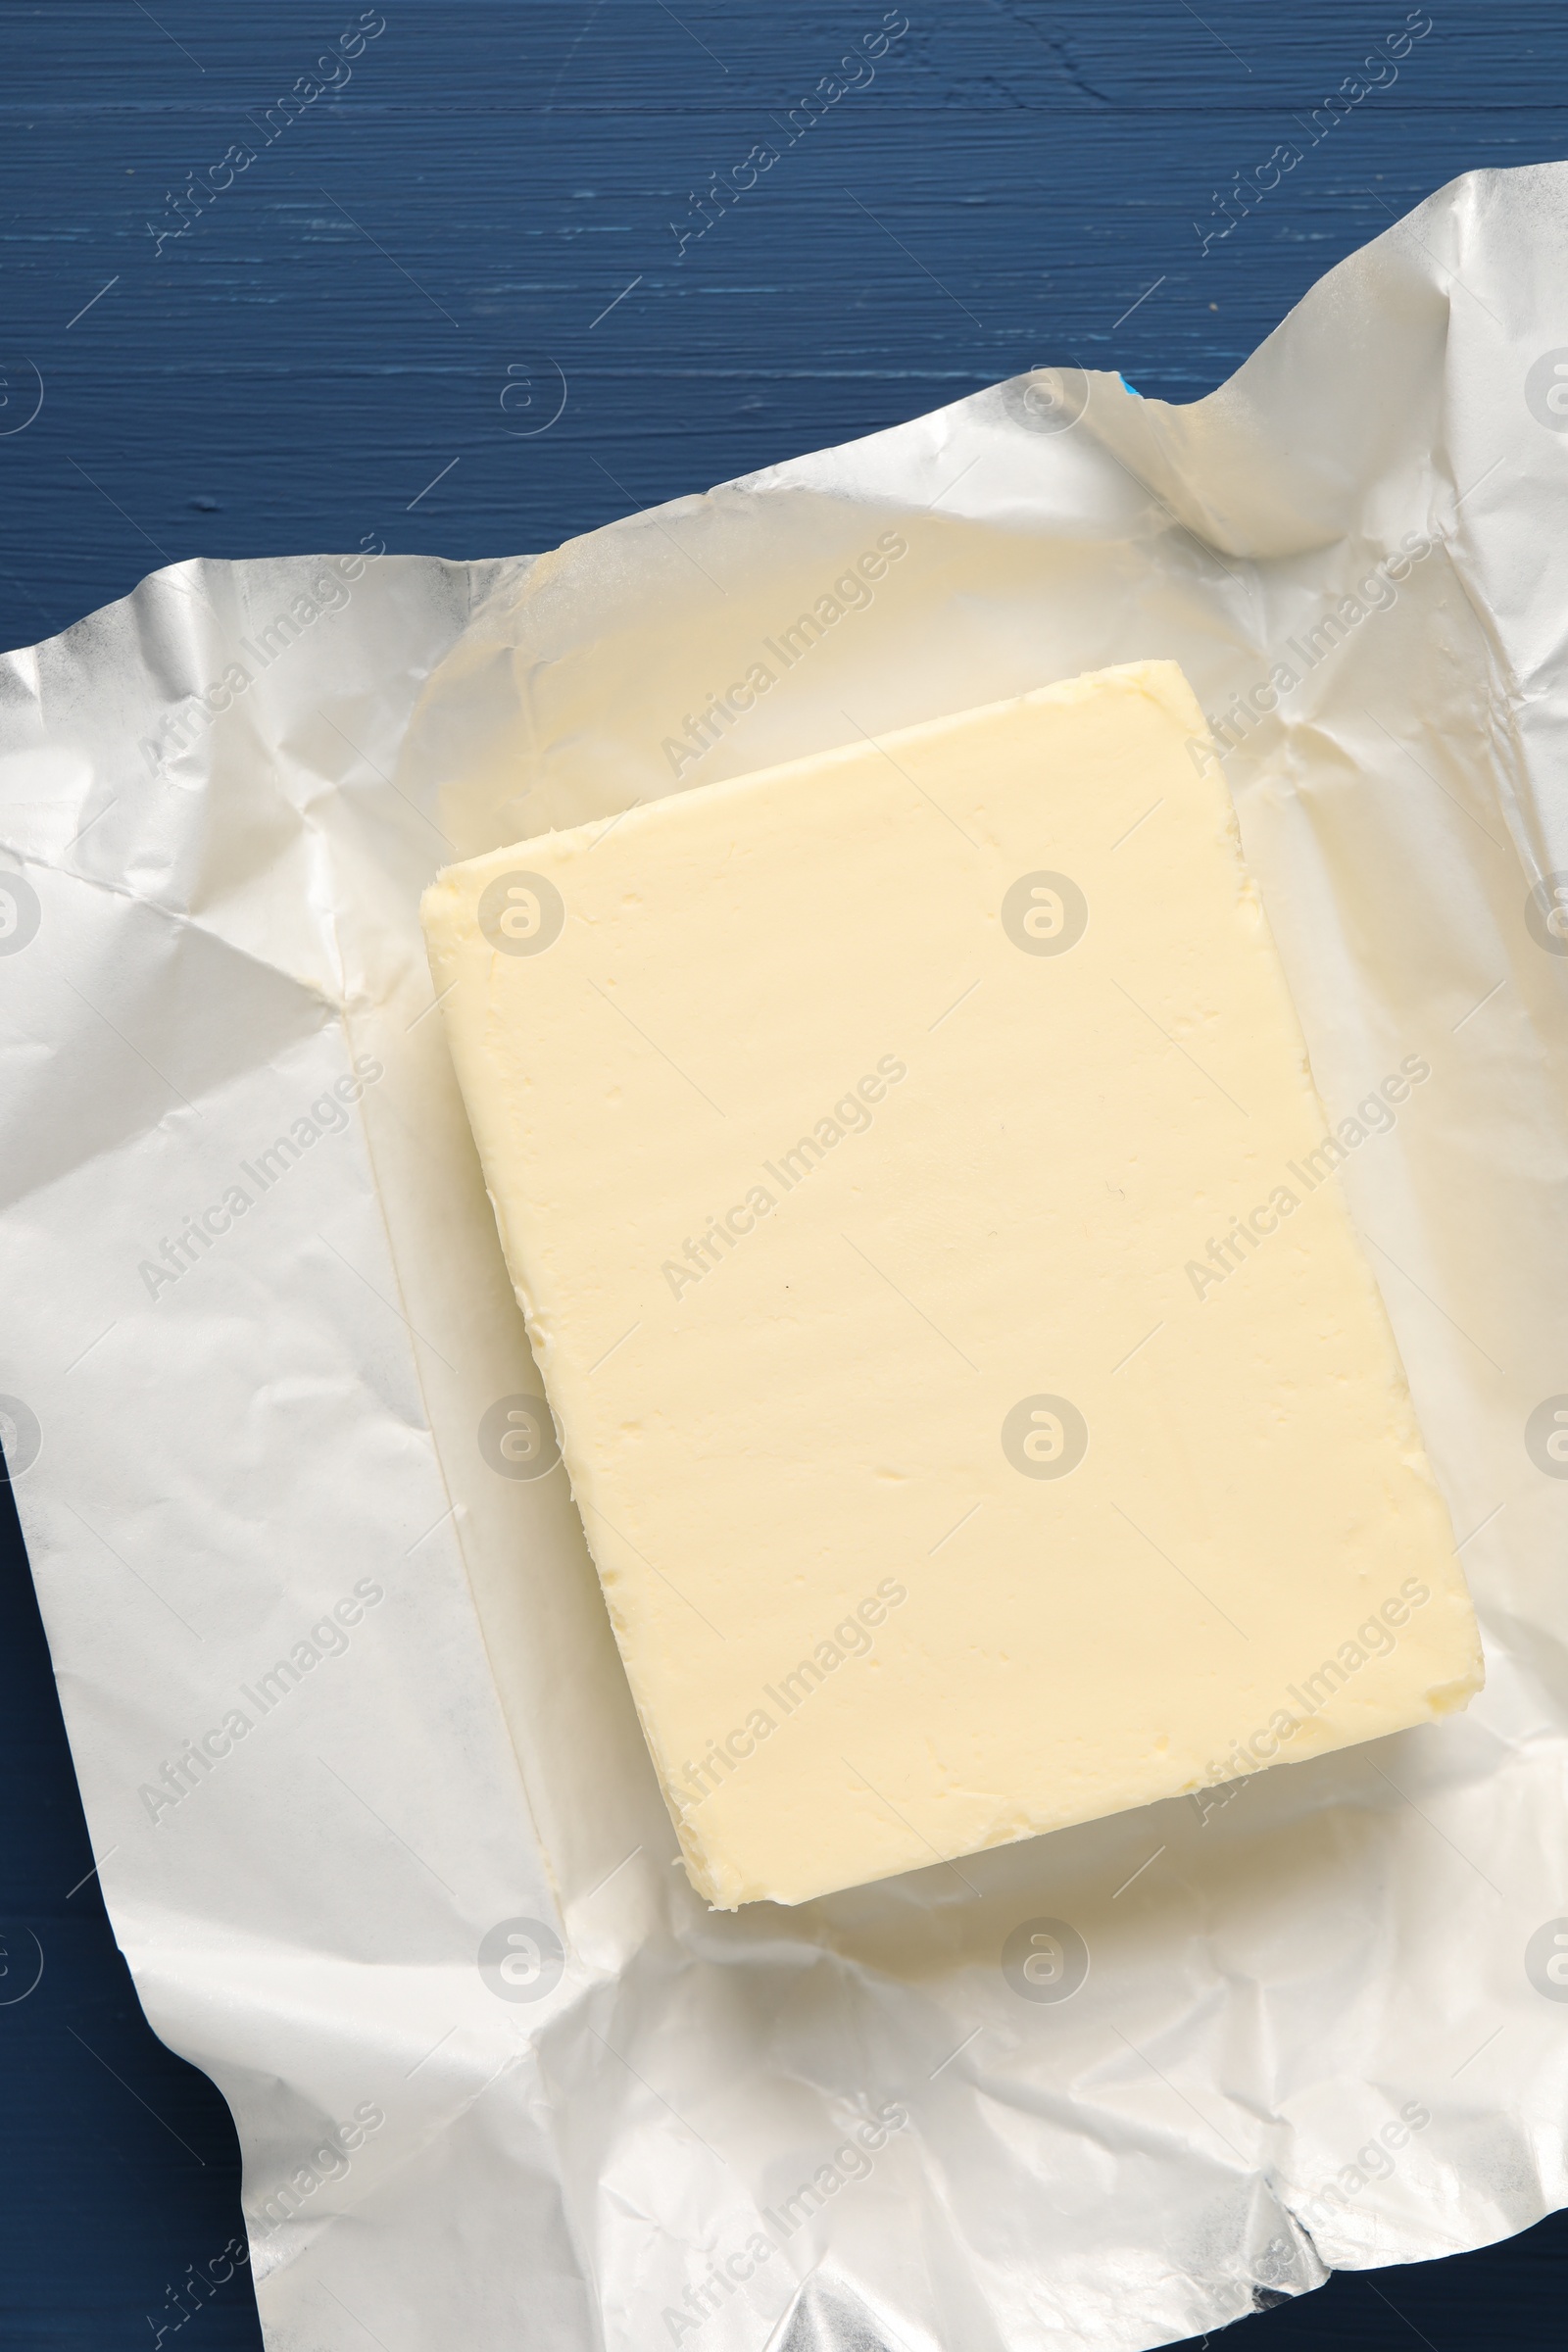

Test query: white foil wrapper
[4,164,1568,2352]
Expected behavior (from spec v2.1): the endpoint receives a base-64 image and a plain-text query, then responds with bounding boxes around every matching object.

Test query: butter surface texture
[422,662,1482,1908]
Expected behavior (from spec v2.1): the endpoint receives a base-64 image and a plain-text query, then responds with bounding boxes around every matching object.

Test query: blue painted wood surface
[4,3,1568,2343]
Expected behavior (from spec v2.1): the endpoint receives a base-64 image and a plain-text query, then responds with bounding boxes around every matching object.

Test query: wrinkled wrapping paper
[4,163,1568,2352]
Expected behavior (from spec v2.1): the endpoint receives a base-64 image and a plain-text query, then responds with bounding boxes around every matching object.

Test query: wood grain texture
[1,0,1566,651]
[3,3,1568,2345]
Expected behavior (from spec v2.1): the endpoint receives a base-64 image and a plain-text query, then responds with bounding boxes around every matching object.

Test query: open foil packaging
[4,165,1568,2351]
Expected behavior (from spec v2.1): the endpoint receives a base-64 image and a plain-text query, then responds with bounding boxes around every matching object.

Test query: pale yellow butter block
[422,662,1482,1909]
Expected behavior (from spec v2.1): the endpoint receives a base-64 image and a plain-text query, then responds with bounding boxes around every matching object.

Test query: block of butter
[422,662,1482,1909]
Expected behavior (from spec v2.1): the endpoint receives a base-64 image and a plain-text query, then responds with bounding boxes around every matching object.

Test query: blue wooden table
[3,4,1567,2342]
